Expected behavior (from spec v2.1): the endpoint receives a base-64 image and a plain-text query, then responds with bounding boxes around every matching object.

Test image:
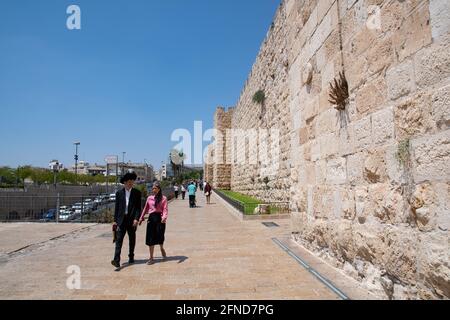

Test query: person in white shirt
[174,184,179,199]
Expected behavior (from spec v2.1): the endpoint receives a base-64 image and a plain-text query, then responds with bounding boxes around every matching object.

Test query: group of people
[111,173,213,271]
[173,180,212,206]
[111,172,168,271]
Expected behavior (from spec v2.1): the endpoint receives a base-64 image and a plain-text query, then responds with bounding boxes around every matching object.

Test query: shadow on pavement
[119,256,189,269]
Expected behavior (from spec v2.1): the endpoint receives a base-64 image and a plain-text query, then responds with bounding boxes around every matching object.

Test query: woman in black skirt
[139,182,168,265]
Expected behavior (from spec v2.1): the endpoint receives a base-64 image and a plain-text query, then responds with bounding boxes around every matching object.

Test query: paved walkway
[0,192,339,300]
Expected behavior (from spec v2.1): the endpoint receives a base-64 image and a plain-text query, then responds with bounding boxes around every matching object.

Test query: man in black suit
[111,172,142,270]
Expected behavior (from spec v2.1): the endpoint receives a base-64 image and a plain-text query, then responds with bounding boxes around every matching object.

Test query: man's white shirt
[125,188,131,215]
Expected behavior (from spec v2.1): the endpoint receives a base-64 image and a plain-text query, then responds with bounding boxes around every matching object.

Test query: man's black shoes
[111,260,120,270]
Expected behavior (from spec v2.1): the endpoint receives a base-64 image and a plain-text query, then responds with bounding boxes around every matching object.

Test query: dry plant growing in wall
[328,71,349,111]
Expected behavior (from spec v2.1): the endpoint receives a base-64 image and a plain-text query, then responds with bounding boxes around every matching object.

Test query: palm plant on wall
[328,71,349,111]
[253,90,266,121]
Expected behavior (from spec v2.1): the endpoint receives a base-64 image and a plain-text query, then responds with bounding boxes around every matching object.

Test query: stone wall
[211,107,234,190]
[205,0,449,299]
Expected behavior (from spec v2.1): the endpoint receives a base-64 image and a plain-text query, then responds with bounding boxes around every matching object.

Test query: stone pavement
[0,192,343,300]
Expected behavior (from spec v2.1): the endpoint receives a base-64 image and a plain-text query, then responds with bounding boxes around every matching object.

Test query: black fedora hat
[120,171,137,184]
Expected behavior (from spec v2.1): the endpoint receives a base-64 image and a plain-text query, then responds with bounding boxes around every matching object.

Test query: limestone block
[338,126,355,157]
[289,57,302,97]
[310,3,336,55]
[415,35,450,88]
[411,129,450,183]
[354,75,388,116]
[302,62,314,85]
[334,187,356,220]
[328,220,356,263]
[326,157,347,185]
[317,0,335,24]
[417,231,450,299]
[347,151,364,185]
[321,60,336,93]
[344,53,368,92]
[299,127,308,145]
[355,186,369,224]
[391,0,432,62]
[394,91,434,140]
[310,138,321,161]
[372,107,395,145]
[410,182,440,232]
[353,116,372,151]
[366,36,395,76]
[430,0,450,43]
[385,142,405,184]
[435,182,450,232]
[369,184,407,224]
[312,186,335,219]
[320,132,340,159]
[363,150,388,184]
[386,59,416,101]
[303,95,319,121]
[353,223,385,264]
[314,159,327,185]
[432,84,450,130]
[382,226,417,285]
[316,107,340,135]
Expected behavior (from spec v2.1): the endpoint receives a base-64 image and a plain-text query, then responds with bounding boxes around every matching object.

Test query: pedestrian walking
[111,172,141,271]
[181,184,186,200]
[174,184,179,199]
[204,182,212,205]
[139,181,168,265]
[188,181,197,208]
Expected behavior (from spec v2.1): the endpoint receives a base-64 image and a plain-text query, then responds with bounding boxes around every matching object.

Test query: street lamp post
[122,152,126,175]
[74,142,80,184]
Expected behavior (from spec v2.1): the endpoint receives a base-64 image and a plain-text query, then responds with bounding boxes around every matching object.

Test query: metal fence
[0,194,116,223]
[213,190,290,215]
[0,187,175,223]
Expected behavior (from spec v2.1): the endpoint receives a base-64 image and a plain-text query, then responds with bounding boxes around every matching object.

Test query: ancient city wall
[206,0,449,299]
[211,107,234,189]
[229,5,292,203]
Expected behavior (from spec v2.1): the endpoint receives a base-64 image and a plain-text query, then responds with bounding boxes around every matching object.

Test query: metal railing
[0,194,117,223]
[0,186,176,223]
[213,190,290,215]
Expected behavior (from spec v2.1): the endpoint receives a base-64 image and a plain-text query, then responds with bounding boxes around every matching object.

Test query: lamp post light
[74,142,80,184]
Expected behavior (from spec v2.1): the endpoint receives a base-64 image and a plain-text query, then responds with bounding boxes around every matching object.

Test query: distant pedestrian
[111,172,141,271]
[204,182,212,205]
[174,184,179,199]
[188,181,197,208]
[139,181,168,265]
[181,184,186,200]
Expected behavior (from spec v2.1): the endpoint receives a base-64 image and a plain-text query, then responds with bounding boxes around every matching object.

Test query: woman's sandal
[146,259,154,265]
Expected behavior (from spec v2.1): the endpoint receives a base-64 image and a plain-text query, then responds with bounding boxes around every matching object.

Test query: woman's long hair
[154,186,163,207]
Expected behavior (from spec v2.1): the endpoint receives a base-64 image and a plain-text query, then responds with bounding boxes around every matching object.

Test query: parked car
[43,209,57,221]
[59,206,71,221]
[59,213,70,221]
[83,200,94,211]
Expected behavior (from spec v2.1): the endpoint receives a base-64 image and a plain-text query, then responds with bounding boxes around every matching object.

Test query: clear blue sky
[0,0,281,170]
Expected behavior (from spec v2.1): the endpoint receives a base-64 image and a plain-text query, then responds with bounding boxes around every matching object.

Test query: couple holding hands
[111,172,168,271]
